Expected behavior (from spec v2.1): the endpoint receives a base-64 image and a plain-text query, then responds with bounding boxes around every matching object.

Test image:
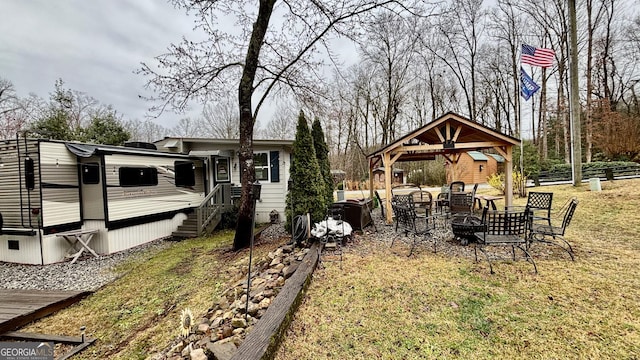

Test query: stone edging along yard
[230,242,321,360]
[156,240,321,360]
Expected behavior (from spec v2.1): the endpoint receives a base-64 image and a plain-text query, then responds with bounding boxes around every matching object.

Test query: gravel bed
[257,207,479,259]
[0,239,173,291]
[257,222,290,242]
[343,208,479,259]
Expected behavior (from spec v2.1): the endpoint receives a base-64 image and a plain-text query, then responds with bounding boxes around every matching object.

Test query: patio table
[474,195,503,210]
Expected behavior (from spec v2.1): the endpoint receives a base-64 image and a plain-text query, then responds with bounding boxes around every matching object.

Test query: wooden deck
[0,289,90,334]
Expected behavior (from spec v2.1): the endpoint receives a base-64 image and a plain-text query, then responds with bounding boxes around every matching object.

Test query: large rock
[206,340,237,360]
[189,348,207,360]
[269,257,283,267]
[231,317,247,328]
[197,323,210,334]
[210,316,224,328]
[218,325,233,339]
[246,302,259,316]
[258,297,271,309]
[283,263,299,279]
[252,277,266,287]
[181,343,193,357]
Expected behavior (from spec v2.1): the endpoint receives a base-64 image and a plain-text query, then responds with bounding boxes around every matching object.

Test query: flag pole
[518,67,524,195]
[517,67,524,195]
[521,44,552,190]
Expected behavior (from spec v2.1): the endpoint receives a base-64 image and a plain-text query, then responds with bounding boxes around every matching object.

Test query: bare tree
[424,0,487,122]
[516,0,570,162]
[0,79,30,138]
[358,11,420,144]
[171,117,201,137]
[261,102,296,140]
[201,96,239,139]
[0,79,18,114]
[124,119,168,142]
[622,15,640,112]
[486,0,524,136]
[629,15,640,56]
[139,0,427,249]
[583,0,608,162]
[476,44,515,134]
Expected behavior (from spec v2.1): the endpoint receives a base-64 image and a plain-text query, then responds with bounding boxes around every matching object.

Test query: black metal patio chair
[449,181,465,193]
[473,207,537,274]
[409,190,433,217]
[390,195,436,256]
[528,198,579,261]
[525,191,554,226]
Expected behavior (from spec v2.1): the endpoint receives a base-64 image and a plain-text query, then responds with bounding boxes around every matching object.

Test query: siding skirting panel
[0,232,43,265]
[106,213,188,253]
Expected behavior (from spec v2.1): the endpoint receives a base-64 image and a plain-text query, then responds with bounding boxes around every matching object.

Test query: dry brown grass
[19,230,285,360]
[277,179,640,359]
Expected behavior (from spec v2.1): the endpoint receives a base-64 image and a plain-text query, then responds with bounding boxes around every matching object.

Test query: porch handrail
[195,183,228,236]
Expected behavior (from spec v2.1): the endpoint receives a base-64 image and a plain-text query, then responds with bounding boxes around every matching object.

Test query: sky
[0,0,200,129]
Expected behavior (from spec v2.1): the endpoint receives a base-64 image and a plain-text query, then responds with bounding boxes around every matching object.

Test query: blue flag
[520,67,540,101]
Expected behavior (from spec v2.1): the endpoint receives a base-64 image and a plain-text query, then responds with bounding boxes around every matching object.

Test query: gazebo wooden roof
[367,112,521,223]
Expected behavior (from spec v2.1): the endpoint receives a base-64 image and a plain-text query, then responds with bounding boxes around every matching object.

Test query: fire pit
[451,215,484,245]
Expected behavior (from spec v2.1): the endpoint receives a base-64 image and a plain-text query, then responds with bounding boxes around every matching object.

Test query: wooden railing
[195,183,232,237]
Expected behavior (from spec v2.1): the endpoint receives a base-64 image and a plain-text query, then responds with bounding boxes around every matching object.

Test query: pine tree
[79,113,131,145]
[311,118,334,209]
[286,111,324,232]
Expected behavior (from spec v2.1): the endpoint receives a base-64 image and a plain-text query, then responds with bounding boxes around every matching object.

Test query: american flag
[521,44,555,68]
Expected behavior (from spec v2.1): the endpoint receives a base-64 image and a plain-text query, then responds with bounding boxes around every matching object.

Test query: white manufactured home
[0,138,206,264]
[154,137,294,224]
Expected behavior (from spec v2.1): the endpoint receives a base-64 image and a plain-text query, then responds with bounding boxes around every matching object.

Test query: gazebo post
[504,145,514,207]
[384,152,393,224]
[450,153,459,181]
[368,161,374,200]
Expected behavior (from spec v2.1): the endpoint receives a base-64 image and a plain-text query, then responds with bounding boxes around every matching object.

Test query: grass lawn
[18,179,640,359]
[277,179,640,359]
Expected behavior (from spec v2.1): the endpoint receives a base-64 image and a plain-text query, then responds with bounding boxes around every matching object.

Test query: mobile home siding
[39,142,82,228]
[0,139,41,229]
[231,149,289,223]
[92,213,187,254]
[103,154,204,222]
[0,232,42,264]
[1,139,208,264]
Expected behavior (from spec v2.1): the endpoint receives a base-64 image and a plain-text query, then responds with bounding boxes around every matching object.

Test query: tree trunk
[233,0,276,250]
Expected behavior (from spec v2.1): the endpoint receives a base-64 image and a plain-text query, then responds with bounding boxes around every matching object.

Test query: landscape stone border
[229,242,321,359]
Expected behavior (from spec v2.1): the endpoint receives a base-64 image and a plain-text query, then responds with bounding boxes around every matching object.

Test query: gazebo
[367,112,521,224]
